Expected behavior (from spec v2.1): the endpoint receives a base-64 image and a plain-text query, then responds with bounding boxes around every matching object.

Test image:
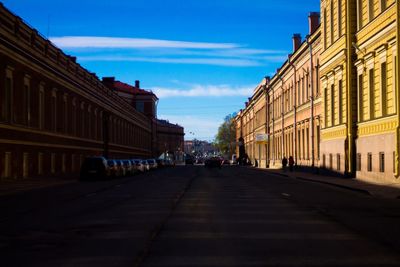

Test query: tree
[215,113,237,157]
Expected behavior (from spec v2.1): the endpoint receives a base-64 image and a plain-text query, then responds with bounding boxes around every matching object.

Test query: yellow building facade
[236,0,399,185]
[353,0,399,183]
[236,13,322,169]
[319,0,356,176]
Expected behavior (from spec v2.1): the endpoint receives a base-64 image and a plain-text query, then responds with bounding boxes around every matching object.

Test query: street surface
[1,166,400,267]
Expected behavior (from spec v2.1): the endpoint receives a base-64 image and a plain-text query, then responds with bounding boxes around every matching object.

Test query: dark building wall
[155,121,184,157]
[0,4,152,179]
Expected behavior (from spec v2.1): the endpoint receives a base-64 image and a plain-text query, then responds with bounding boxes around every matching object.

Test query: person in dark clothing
[282,157,288,171]
[288,156,294,172]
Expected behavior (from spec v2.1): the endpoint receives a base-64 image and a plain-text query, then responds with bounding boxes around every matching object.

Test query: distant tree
[215,113,237,157]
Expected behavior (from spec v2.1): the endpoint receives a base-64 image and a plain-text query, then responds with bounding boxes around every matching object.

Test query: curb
[295,176,371,195]
[265,170,371,196]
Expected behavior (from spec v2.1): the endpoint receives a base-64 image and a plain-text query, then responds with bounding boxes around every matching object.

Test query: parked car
[147,159,158,170]
[122,160,134,175]
[195,158,204,164]
[115,160,126,176]
[222,159,231,165]
[142,160,150,171]
[156,158,166,168]
[133,159,145,172]
[80,157,109,180]
[107,159,119,177]
[185,155,194,165]
[205,157,222,168]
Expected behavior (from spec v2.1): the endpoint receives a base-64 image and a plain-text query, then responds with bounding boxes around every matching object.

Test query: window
[87,106,92,139]
[38,152,43,175]
[367,153,372,172]
[136,101,144,113]
[357,0,363,30]
[23,152,29,178]
[80,102,85,137]
[338,0,342,37]
[379,152,385,173]
[72,98,76,135]
[324,87,328,127]
[381,0,387,12]
[356,153,361,171]
[316,64,320,96]
[323,8,327,49]
[71,154,76,173]
[358,74,364,121]
[39,85,45,130]
[329,153,333,169]
[369,68,375,119]
[381,62,387,116]
[394,151,396,174]
[62,154,66,173]
[51,90,57,132]
[23,77,31,126]
[1,71,13,122]
[51,153,56,174]
[63,94,68,133]
[3,152,11,178]
[337,153,341,171]
[330,0,334,43]
[368,0,374,21]
[306,73,309,101]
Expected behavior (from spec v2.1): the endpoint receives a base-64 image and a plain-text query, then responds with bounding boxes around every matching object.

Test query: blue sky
[3,0,320,141]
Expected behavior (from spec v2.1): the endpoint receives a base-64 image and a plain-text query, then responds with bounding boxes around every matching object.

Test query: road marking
[282,193,291,197]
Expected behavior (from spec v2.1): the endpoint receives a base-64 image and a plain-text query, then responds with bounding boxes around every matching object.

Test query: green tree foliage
[215,113,236,157]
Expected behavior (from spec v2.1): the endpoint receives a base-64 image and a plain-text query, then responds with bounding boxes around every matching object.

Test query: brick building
[0,4,171,179]
[102,77,184,158]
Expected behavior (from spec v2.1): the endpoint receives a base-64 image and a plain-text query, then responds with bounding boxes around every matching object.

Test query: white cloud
[50,36,239,49]
[153,84,254,98]
[77,56,260,67]
[51,36,288,67]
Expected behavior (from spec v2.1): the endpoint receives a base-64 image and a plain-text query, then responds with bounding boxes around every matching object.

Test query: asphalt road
[1,166,400,267]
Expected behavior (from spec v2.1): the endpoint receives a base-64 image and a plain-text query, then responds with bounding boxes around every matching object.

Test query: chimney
[102,77,115,89]
[308,12,320,35]
[292,34,302,52]
[135,80,140,88]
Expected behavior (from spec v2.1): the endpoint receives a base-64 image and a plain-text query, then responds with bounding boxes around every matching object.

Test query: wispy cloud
[77,56,260,67]
[50,36,239,49]
[153,84,254,98]
[50,36,288,67]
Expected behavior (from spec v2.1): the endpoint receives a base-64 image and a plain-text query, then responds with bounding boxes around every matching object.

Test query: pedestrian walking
[288,156,294,172]
[282,157,287,172]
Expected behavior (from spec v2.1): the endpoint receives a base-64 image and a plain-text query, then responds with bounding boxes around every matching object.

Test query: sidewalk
[265,168,400,199]
[0,177,75,197]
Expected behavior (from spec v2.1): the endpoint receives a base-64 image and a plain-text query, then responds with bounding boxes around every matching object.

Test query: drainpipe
[395,0,400,178]
[345,0,356,177]
[265,77,270,168]
[306,35,315,169]
[289,57,297,165]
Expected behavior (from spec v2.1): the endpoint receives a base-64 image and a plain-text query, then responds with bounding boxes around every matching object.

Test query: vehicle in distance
[205,157,222,168]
